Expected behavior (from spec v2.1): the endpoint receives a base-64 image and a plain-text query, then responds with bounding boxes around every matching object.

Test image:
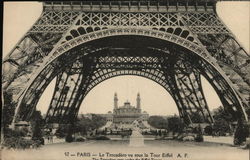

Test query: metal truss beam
[174,60,213,123]
[3,2,249,131]
[43,1,216,13]
[198,60,248,120]
[46,57,96,123]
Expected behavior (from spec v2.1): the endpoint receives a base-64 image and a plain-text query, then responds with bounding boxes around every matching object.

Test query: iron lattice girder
[15,51,79,121]
[46,58,96,123]
[2,32,64,98]
[33,7,248,110]
[61,11,227,43]
[174,61,213,123]
[86,68,168,92]
[16,65,56,121]
[32,7,248,107]
[14,44,172,122]
[68,48,171,74]
[1,11,225,104]
[12,32,249,123]
[30,11,79,33]
[46,55,171,123]
[46,71,74,122]
[44,48,215,124]
[44,0,217,6]
[46,69,168,124]
[42,1,221,15]
[73,56,165,71]
[198,33,250,105]
[198,60,247,119]
[43,0,244,12]
[2,2,249,125]
[46,72,82,123]
[2,10,79,94]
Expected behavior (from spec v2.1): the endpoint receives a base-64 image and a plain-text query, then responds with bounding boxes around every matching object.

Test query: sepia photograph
[1,1,250,160]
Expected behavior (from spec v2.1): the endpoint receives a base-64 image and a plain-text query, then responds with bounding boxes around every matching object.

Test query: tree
[2,92,15,132]
[213,118,230,136]
[234,120,249,145]
[190,112,204,123]
[30,111,44,141]
[74,114,106,136]
[204,125,213,135]
[212,106,234,135]
[148,116,168,129]
[167,116,185,135]
[75,118,92,135]
[194,125,204,142]
[55,125,68,138]
[91,114,106,127]
[65,124,74,143]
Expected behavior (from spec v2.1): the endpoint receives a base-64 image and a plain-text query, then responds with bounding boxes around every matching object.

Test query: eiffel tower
[2,1,250,144]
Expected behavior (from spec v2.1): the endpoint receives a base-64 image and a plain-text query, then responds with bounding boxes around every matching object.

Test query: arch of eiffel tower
[2,0,250,142]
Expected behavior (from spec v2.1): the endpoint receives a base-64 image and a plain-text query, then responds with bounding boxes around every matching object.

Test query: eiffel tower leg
[13,64,58,122]
[197,60,249,144]
[46,56,96,124]
[181,8,250,144]
[197,33,250,107]
[174,60,213,124]
[4,9,79,127]
[166,73,192,125]
[3,2,249,146]
[45,70,79,123]
[11,53,77,125]
[162,57,192,124]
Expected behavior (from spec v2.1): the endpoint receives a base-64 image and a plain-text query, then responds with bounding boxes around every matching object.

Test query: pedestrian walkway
[129,128,144,147]
[44,136,65,145]
[204,136,233,145]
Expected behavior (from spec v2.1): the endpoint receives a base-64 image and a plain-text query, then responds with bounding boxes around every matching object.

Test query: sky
[3,2,250,116]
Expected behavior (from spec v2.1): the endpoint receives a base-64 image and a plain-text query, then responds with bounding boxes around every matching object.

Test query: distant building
[77,93,150,129]
[141,111,150,121]
[111,92,149,124]
[106,111,113,122]
[96,112,113,122]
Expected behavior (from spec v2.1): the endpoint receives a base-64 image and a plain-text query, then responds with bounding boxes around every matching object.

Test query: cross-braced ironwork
[2,0,250,143]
